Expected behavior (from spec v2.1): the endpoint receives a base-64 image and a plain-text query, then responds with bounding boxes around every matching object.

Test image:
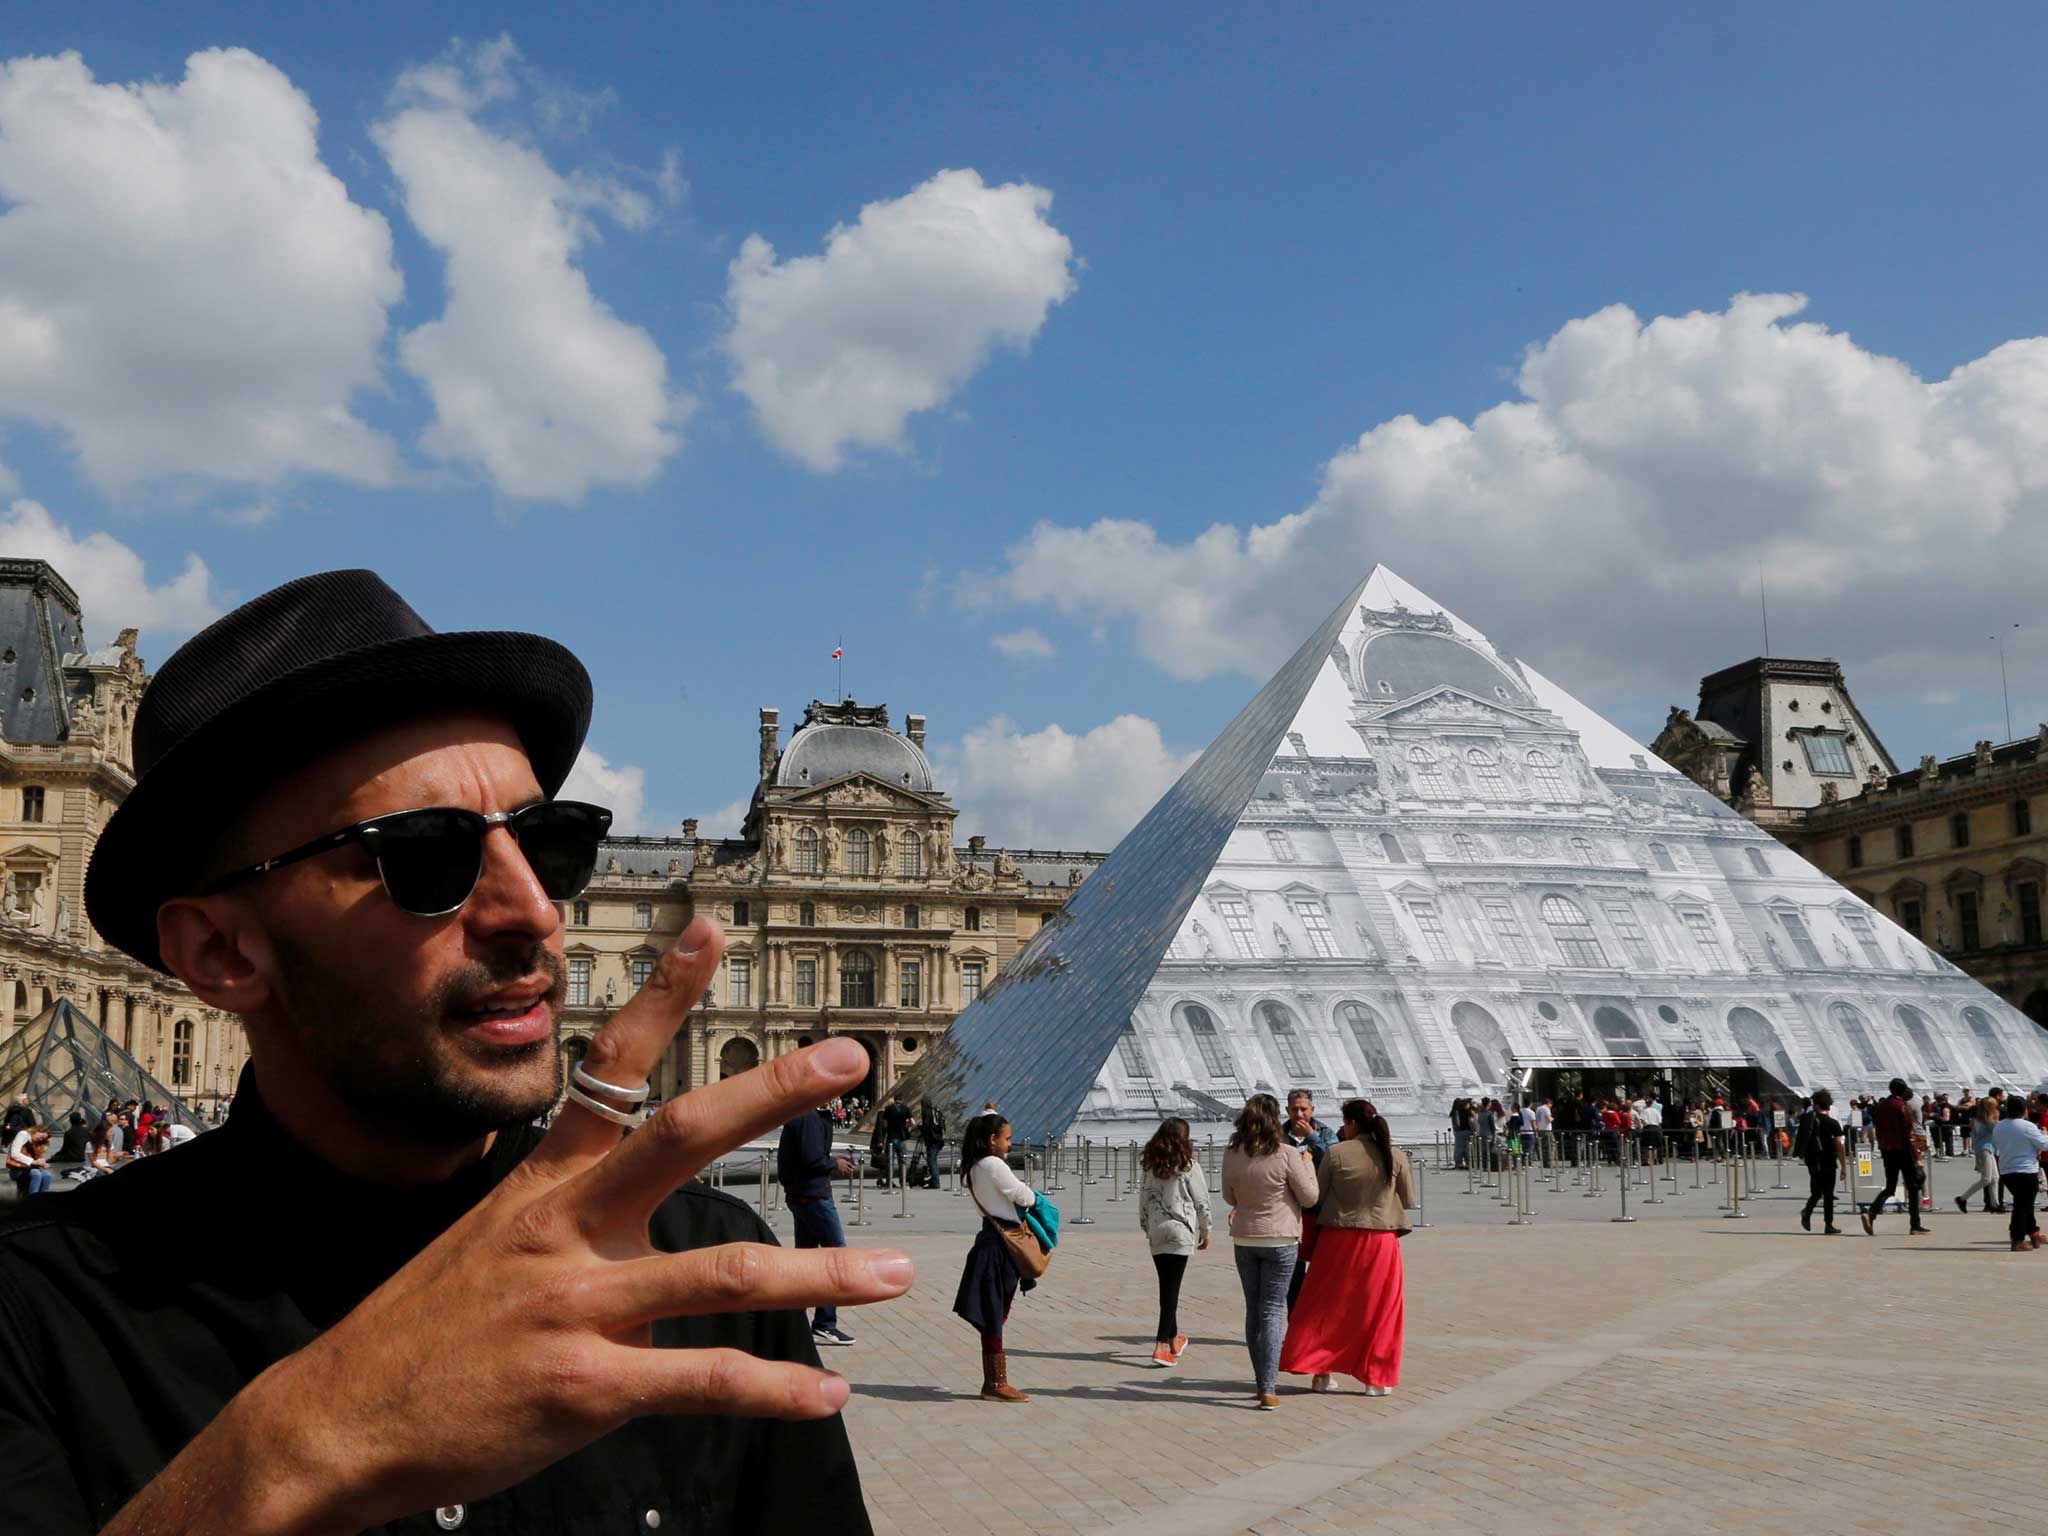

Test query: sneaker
[1364,1385,1393,1397]
[1909,1226,1930,1236]
[1823,1225,1844,1235]
[1800,1208,1812,1232]
[1150,1344,1177,1368]
[1311,1374,1333,1393]
[1256,1393,1279,1410]
[812,1325,857,1347]
[1955,1196,1969,1215]
[1859,1210,1875,1236]
[1171,1334,1189,1359]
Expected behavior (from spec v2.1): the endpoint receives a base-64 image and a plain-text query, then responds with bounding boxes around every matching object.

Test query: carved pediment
[0,843,57,867]
[781,774,937,812]
[1374,688,1544,732]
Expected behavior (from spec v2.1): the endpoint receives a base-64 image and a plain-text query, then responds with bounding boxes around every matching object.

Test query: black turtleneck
[0,1067,869,1534]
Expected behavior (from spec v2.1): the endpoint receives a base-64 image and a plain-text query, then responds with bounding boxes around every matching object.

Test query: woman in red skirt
[1279,1099,1413,1396]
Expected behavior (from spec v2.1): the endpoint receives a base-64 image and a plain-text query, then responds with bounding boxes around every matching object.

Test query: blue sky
[3,6,2044,846]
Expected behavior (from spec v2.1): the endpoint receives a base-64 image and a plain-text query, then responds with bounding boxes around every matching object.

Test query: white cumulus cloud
[937,714,1194,851]
[723,168,1078,472]
[978,293,2048,712]
[374,39,684,503]
[0,499,221,647]
[559,745,649,834]
[0,48,403,492]
[990,627,1054,661]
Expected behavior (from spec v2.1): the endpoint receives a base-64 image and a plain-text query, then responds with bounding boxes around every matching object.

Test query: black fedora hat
[86,569,593,973]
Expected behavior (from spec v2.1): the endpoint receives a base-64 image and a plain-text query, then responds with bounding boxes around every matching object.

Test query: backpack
[1792,1111,1815,1164]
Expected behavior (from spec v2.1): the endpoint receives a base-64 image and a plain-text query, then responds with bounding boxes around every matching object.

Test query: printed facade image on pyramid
[902,567,2048,1146]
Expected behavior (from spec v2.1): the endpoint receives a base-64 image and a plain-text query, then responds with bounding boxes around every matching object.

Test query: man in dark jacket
[878,1097,914,1189]
[1861,1076,1929,1236]
[778,1106,857,1346]
[918,1100,946,1189]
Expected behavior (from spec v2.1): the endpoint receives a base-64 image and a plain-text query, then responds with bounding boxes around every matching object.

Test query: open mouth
[451,989,553,1045]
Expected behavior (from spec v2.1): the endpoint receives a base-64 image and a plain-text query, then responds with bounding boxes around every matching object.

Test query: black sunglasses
[197,801,614,917]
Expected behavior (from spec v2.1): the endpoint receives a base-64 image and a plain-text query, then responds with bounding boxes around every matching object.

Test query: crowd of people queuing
[3,1093,194,1198]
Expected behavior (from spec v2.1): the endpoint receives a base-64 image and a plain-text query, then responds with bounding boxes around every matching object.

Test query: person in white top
[1989,1096,2048,1251]
[6,1126,53,1198]
[952,1111,1041,1401]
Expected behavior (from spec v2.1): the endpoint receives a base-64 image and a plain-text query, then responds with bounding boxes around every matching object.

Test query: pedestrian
[1932,1093,1957,1159]
[6,1125,53,1198]
[1221,1093,1317,1410]
[54,1113,90,1168]
[1449,1097,1473,1170]
[1794,1088,1847,1234]
[0,1096,33,1144]
[954,1111,1042,1402]
[878,1096,914,1190]
[1475,1098,1500,1172]
[918,1098,947,1189]
[1954,1096,2005,1215]
[1532,1098,1554,1166]
[1860,1077,1930,1237]
[1991,1095,2048,1251]
[777,1101,860,1348]
[1137,1116,1210,1367]
[1281,1089,1334,1314]
[1280,1099,1411,1396]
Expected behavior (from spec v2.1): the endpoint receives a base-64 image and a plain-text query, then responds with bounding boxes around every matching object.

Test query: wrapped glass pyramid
[901,567,2048,1145]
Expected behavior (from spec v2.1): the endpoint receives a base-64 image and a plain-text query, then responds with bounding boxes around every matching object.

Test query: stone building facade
[1660,656,2048,1030]
[0,560,245,1106]
[561,700,1103,1101]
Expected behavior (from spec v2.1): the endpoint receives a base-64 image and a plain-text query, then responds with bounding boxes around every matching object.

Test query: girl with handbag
[1138,1117,1211,1367]
[952,1112,1042,1403]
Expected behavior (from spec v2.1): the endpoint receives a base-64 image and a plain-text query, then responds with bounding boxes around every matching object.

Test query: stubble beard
[269,930,569,1147]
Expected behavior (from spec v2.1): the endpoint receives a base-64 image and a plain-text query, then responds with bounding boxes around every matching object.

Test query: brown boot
[981,1349,1030,1402]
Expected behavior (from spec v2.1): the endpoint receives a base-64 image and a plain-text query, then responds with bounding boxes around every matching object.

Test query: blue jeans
[12,1167,52,1197]
[1233,1243,1297,1395]
[789,1196,847,1331]
[889,1139,911,1187]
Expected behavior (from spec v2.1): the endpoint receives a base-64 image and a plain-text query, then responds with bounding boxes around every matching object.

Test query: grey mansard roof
[0,560,88,745]
[775,719,935,792]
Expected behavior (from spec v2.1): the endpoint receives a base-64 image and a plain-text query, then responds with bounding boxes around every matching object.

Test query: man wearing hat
[0,572,912,1533]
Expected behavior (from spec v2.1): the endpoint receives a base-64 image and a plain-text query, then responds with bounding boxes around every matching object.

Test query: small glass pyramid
[0,997,206,1136]
[901,567,2048,1146]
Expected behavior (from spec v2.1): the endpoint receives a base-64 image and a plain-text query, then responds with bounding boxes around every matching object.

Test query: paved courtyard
[750,1155,2033,1534]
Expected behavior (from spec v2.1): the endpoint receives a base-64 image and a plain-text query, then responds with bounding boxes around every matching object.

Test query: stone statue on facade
[53,895,69,941]
[1737,764,1772,810]
[769,821,787,867]
[995,849,1018,878]
[1271,923,1292,958]
[1865,762,1889,792]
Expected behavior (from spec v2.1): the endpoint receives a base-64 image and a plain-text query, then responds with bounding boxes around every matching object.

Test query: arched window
[717,1037,760,1079]
[898,834,921,876]
[1465,748,1506,799]
[1256,1000,1316,1080]
[1451,1001,1511,1085]
[1525,749,1568,800]
[1963,1005,2017,1074]
[1337,1000,1397,1079]
[1265,829,1298,863]
[1569,837,1597,867]
[1379,832,1406,864]
[1592,1005,1649,1059]
[964,905,981,931]
[839,950,876,1008]
[846,828,871,876]
[1540,895,1606,967]
[1649,842,1677,872]
[171,1018,194,1086]
[1407,746,1449,798]
[1894,1004,1948,1075]
[1175,1001,1233,1078]
[1452,832,1480,862]
[1744,847,1771,877]
[1726,1006,1804,1088]
[792,826,819,874]
[1828,1001,1884,1073]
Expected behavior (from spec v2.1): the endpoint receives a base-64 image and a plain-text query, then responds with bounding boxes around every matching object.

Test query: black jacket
[777,1109,838,1201]
[0,1071,869,1535]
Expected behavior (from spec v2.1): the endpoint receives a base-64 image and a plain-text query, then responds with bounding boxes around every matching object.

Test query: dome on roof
[1357,630,1531,707]
[775,720,935,791]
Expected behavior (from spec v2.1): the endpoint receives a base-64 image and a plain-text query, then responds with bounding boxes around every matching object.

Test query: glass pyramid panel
[909,566,2048,1145]
[0,998,206,1135]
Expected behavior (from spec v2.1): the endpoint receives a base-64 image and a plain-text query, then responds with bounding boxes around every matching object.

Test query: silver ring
[571,1063,650,1104]
[565,1080,644,1127]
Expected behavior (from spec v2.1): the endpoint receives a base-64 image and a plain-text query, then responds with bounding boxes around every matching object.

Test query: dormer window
[1795,730,1853,776]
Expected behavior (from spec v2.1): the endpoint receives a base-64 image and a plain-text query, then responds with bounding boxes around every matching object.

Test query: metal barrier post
[756,1155,770,1218]
[893,1158,913,1219]
[1584,1142,1602,1197]
[850,1151,871,1227]
[1412,1154,1432,1229]
[1508,1150,1533,1225]
[1106,1141,1122,1203]
[1612,1149,1634,1222]
[1466,1153,1476,1196]
[1725,1151,1748,1218]
[1072,1143,1095,1225]
[1643,1136,1663,1206]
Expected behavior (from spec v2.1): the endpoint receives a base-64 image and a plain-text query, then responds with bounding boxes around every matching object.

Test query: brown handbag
[974,1185,1051,1279]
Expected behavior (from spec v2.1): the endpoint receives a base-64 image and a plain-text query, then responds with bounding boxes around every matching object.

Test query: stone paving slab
[821,1182,2034,1534]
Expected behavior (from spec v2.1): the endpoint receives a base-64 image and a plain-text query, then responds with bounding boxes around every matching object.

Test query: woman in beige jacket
[1220,1093,1318,1407]
[1280,1099,1412,1395]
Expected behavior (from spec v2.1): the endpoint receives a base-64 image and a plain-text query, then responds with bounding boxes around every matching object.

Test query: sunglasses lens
[515,802,609,902]
[373,810,487,915]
